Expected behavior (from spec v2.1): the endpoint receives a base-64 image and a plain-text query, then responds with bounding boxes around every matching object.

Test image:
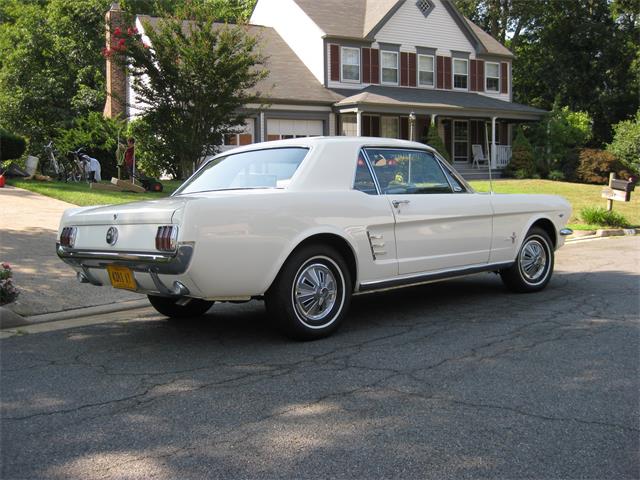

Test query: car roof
[214,136,437,157]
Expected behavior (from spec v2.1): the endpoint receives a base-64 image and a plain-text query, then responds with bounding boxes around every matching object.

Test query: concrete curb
[566,228,637,243]
[0,299,151,330]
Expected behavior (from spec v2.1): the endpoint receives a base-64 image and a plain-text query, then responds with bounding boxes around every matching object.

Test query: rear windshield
[174,147,309,195]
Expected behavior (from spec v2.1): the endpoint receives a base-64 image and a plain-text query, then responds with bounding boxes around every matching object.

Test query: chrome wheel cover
[519,238,548,282]
[293,262,339,325]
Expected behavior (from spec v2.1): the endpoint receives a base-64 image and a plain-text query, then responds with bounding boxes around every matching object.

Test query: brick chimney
[103,2,127,119]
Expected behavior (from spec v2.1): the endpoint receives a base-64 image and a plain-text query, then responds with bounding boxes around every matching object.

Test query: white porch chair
[472,144,488,169]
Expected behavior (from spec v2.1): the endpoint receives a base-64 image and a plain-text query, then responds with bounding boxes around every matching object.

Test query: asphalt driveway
[1,236,638,479]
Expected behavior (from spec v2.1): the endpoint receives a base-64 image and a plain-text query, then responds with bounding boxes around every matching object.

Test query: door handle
[392,200,410,208]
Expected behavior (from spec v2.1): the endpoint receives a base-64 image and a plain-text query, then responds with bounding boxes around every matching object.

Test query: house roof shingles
[136,16,339,105]
[332,85,545,118]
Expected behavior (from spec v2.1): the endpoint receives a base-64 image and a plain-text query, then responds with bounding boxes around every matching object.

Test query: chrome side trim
[559,228,573,236]
[356,261,513,294]
[56,242,194,275]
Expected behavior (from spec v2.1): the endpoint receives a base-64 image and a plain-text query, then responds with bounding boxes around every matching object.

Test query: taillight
[155,226,178,251]
[60,227,77,248]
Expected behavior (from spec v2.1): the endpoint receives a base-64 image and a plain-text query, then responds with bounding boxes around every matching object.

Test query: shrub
[607,110,640,174]
[126,118,179,179]
[55,112,125,180]
[424,124,450,163]
[580,206,630,228]
[0,262,19,305]
[505,127,537,178]
[548,169,565,181]
[0,128,27,161]
[575,148,632,184]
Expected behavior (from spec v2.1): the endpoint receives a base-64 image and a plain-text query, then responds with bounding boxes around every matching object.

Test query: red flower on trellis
[113,27,122,36]
[127,26,138,36]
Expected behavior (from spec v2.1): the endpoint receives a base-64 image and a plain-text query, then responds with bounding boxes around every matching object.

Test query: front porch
[331,85,545,177]
[338,112,513,171]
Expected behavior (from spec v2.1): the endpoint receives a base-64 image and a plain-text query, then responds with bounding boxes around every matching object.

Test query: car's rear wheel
[265,245,352,340]
[147,295,214,318]
[500,227,554,293]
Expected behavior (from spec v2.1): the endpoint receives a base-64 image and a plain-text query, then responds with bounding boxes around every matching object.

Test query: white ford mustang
[57,137,572,339]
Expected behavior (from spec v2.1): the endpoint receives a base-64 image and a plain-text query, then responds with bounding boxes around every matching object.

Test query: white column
[259,111,265,142]
[491,116,497,169]
[356,110,362,136]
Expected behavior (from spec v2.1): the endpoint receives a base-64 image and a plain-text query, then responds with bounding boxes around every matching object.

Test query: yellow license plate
[106,265,137,290]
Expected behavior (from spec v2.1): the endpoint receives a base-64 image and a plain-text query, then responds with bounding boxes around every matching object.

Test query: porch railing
[492,145,512,169]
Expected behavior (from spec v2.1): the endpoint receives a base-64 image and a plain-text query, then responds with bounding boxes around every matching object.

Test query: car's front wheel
[500,226,554,293]
[147,295,214,318]
[266,245,352,340]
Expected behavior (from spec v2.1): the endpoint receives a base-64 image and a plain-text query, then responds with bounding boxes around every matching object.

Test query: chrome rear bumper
[56,243,194,297]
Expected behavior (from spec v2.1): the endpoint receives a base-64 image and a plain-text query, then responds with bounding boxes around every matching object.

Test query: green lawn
[8,177,638,230]
[469,179,639,229]
[7,179,183,206]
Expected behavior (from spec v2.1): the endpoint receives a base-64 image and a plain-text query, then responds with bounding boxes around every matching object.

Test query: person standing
[124,137,135,180]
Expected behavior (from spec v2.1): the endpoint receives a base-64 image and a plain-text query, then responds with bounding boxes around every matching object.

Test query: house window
[416,0,434,16]
[485,62,500,92]
[381,116,399,138]
[341,47,360,82]
[224,133,252,146]
[453,59,468,89]
[381,51,398,84]
[418,54,434,87]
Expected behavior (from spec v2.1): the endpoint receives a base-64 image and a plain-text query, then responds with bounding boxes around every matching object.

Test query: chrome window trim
[362,147,455,195]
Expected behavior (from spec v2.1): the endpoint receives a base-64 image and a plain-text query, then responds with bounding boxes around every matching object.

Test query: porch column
[356,110,362,136]
[491,116,497,169]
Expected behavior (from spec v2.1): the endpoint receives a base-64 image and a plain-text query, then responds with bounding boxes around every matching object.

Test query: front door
[364,147,492,275]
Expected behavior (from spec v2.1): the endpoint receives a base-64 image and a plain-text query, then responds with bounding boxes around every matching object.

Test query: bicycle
[42,141,67,181]
[68,148,89,183]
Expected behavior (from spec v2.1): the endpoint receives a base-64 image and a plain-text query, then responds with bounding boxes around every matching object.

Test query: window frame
[485,61,500,93]
[417,54,435,88]
[360,147,465,195]
[381,50,399,85]
[452,58,469,90]
[341,46,361,83]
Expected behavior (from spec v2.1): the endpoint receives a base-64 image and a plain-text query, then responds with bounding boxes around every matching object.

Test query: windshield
[174,147,309,195]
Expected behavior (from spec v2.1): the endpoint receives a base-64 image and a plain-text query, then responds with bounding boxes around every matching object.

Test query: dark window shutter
[330,44,340,82]
[436,56,444,89]
[370,49,380,84]
[500,62,508,94]
[408,53,417,87]
[400,116,409,140]
[362,48,371,84]
[372,116,380,136]
[400,52,408,86]
[444,57,452,89]
[470,59,477,91]
[477,60,485,92]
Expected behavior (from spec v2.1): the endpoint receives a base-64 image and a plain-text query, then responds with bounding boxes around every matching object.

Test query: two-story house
[105,0,544,176]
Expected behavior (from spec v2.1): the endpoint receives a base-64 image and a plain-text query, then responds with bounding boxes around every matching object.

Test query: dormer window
[381,51,399,84]
[485,62,500,92]
[341,47,360,83]
[416,0,434,17]
[453,58,468,89]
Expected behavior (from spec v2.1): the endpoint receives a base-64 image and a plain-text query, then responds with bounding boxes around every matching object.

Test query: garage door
[267,119,323,141]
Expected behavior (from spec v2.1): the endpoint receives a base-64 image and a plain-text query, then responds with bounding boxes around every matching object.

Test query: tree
[112,9,267,178]
[511,0,638,146]
[505,126,536,178]
[0,0,110,152]
[424,123,450,162]
[607,110,640,174]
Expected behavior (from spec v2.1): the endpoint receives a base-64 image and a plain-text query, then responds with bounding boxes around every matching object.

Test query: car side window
[364,148,452,195]
[353,153,378,195]
[440,163,466,192]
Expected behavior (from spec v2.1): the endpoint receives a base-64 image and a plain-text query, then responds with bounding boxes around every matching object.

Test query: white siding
[374,0,476,57]
[251,0,325,84]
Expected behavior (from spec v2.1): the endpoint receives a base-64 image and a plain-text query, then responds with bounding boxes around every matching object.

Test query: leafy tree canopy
[112,7,267,178]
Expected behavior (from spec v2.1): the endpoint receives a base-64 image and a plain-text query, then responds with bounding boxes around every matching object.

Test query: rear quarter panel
[179,190,395,298]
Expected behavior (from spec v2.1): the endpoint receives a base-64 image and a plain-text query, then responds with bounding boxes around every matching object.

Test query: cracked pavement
[1,236,639,479]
